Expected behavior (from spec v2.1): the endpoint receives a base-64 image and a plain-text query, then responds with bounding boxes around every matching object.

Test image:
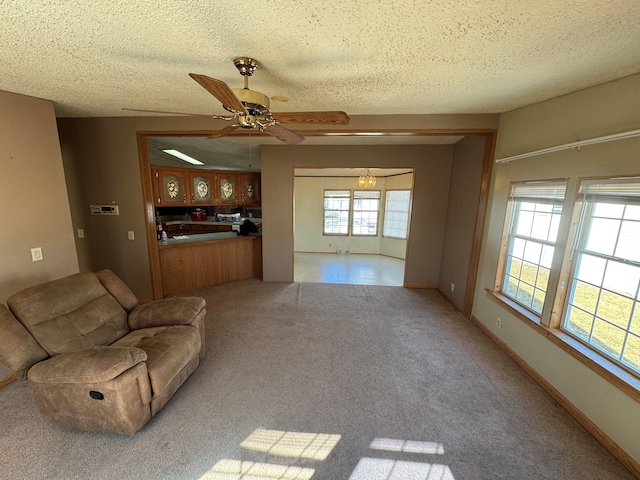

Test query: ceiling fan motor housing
[230,88,270,114]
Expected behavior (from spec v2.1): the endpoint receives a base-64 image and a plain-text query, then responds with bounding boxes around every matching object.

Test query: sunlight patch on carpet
[240,428,341,461]
[349,458,455,480]
[201,459,314,480]
[370,437,445,455]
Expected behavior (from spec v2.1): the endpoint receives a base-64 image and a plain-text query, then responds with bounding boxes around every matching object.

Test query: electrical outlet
[31,247,43,262]
[450,283,455,292]
[127,231,135,240]
[496,317,502,329]
[77,228,85,238]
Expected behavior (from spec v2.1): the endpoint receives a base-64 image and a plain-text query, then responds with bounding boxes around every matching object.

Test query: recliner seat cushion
[112,325,200,396]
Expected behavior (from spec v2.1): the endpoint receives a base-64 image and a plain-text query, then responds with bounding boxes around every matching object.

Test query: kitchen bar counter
[158,231,246,247]
[157,232,262,296]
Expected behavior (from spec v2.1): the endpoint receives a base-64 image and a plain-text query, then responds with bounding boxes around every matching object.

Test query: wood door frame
[136,129,496,309]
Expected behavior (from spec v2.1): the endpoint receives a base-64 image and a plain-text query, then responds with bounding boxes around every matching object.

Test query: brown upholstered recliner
[0,269,206,435]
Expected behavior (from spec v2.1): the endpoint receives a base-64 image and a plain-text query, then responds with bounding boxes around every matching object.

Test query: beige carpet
[0,279,634,479]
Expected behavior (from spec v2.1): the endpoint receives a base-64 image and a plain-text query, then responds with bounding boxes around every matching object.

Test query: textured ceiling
[1,1,639,118]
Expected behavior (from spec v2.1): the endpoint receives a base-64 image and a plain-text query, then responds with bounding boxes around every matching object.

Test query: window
[352,190,381,236]
[562,178,640,375]
[501,182,566,315]
[323,190,350,235]
[383,190,411,239]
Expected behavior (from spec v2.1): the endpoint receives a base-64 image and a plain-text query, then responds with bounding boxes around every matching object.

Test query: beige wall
[263,145,453,284]
[473,73,640,463]
[438,135,486,307]
[58,118,153,299]
[0,91,79,304]
[57,113,498,296]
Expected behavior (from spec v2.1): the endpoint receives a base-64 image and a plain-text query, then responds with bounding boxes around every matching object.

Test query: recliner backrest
[7,271,130,356]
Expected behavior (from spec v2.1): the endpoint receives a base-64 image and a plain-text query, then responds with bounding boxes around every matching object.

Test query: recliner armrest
[127,297,206,330]
[28,346,147,384]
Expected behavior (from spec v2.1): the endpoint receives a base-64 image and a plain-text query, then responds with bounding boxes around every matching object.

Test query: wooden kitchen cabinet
[153,167,188,205]
[240,174,261,205]
[152,166,260,206]
[218,174,239,204]
[189,171,216,204]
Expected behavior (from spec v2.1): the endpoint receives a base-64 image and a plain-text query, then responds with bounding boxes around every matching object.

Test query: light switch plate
[31,247,43,262]
[127,231,135,240]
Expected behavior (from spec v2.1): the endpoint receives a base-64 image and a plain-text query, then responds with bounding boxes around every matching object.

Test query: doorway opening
[293,168,414,286]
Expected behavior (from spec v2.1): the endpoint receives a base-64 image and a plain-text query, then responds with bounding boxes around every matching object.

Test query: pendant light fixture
[358,168,377,189]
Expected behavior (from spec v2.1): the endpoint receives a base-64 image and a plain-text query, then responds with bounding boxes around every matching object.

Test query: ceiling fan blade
[189,73,248,115]
[208,124,240,139]
[271,111,350,125]
[123,108,202,116]
[263,123,305,145]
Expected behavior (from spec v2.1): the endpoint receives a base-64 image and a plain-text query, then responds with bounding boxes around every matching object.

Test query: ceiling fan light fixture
[358,169,377,188]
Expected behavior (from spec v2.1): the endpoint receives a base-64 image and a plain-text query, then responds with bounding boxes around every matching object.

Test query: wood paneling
[159,236,262,296]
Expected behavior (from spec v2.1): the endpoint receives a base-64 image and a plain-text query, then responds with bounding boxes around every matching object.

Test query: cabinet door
[218,174,238,204]
[154,168,187,205]
[240,174,261,205]
[190,171,215,204]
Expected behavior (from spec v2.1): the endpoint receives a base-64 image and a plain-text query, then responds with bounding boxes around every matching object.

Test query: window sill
[486,289,640,404]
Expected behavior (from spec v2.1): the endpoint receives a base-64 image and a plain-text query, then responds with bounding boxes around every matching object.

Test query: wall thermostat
[90,205,119,215]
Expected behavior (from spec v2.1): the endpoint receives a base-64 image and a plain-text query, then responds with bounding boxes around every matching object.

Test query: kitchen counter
[158,231,262,296]
[164,218,261,227]
[158,231,260,247]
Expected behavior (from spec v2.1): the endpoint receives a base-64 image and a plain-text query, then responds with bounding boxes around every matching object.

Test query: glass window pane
[540,244,555,269]
[624,205,640,221]
[511,237,525,258]
[575,254,606,286]
[570,280,599,314]
[523,241,542,264]
[506,256,522,278]
[383,190,411,239]
[592,319,625,358]
[520,261,538,286]
[594,203,624,219]
[585,218,620,255]
[596,291,633,328]
[602,261,640,299]
[515,210,534,236]
[631,307,640,335]
[533,289,545,313]
[615,220,640,263]
[516,282,534,308]
[565,306,594,341]
[531,212,552,241]
[536,267,550,291]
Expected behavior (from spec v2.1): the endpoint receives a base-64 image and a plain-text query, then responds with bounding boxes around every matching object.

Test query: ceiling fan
[128,57,350,145]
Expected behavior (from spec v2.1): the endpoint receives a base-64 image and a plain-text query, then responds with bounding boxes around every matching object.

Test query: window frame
[351,189,381,236]
[497,180,567,318]
[323,189,351,236]
[558,178,640,377]
[490,175,640,402]
[382,189,412,240]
